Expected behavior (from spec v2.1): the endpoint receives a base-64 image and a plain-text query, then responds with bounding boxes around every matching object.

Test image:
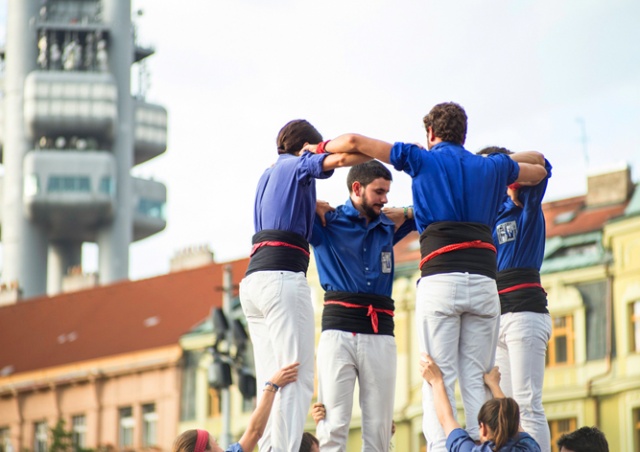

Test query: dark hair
[276,119,323,155]
[557,426,609,452]
[423,102,468,145]
[477,146,513,156]
[477,398,520,451]
[299,432,319,452]
[346,161,392,193]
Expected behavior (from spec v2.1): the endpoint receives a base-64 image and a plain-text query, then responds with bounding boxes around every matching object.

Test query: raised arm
[509,151,545,166]
[238,363,299,452]
[515,162,548,186]
[419,353,461,436]
[322,151,371,171]
[483,366,506,399]
[304,134,394,164]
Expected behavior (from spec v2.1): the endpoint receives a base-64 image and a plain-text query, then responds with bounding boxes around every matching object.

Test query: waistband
[322,291,395,336]
[245,230,310,276]
[496,268,548,314]
[419,222,497,279]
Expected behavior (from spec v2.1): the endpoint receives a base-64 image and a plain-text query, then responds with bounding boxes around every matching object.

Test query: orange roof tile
[0,259,249,376]
[543,196,628,238]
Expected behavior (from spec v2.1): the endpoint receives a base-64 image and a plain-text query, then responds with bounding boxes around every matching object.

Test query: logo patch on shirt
[496,220,517,244]
[381,252,392,273]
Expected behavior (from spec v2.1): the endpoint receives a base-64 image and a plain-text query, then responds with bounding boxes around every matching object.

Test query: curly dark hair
[557,426,609,452]
[423,102,468,145]
[276,119,323,155]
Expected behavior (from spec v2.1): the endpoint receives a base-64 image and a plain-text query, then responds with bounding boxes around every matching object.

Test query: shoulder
[446,428,478,452]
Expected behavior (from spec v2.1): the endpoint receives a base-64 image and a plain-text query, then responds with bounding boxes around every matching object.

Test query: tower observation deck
[0,0,168,299]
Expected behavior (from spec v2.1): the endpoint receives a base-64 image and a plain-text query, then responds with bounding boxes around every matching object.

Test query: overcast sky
[1,0,639,281]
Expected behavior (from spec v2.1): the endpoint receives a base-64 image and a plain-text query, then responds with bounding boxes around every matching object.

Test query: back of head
[477,146,513,156]
[299,432,319,452]
[173,430,200,452]
[557,426,609,452]
[346,160,392,192]
[423,102,468,145]
[478,398,520,451]
[276,119,323,155]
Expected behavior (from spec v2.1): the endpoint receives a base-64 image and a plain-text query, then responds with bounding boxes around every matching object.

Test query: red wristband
[316,140,331,154]
[508,182,522,190]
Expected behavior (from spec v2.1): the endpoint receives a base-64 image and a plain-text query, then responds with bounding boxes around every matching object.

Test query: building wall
[0,346,181,452]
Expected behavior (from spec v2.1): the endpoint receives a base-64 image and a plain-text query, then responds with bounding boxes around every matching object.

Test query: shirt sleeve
[487,153,520,185]
[393,219,417,245]
[389,142,424,177]
[445,428,477,452]
[519,158,552,209]
[297,151,335,181]
[225,443,244,452]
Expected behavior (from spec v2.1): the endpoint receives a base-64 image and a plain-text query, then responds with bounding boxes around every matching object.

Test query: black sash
[245,230,310,276]
[496,268,548,314]
[419,222,497,279]
[322,291,395,336]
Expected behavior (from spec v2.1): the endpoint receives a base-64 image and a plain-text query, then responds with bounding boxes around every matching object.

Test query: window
[99,176,114,195]
[137,199,166,220]
[34,421,48,452]
[576,280,609,360]
[547,315,575,366]
[72,415,86,450]
[47,176,91,193]
[0,427,10,452]
[180,352,198,421]
[118,407,134,449]
[549,417,576,452]
[142,404,157,448]
[631,301,640,353]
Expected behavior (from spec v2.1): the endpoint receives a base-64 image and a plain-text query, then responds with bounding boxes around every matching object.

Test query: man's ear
[352,181,363,197]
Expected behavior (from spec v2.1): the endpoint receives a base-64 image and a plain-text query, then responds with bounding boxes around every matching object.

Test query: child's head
[173,429,223,452]
[477,397,520,450]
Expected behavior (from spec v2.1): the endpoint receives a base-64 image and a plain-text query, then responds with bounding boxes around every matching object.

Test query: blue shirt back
[310,199,414,295]
[389,142,519,233]
[253,152,333,241]
[494,159,552,271]
[446,428,541,452]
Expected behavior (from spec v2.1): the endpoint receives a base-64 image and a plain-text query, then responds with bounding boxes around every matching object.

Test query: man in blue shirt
[310,161,414,452]
[240,119,368,452]
[303,102,547,452]
[478,146,552,451]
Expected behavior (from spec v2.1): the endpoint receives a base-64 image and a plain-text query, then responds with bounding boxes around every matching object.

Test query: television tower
[0,0,167,299]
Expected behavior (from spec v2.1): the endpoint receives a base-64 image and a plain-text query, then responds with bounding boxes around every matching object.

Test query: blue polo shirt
[310,199,415,295]
[389,142,519,232]
[253,152,334,241]
[225,443,243,452]
[494,159,552,271]
[446,428,541,452]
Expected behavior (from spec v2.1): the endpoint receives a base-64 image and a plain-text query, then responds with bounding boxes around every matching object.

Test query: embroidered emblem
[496,220,517,244]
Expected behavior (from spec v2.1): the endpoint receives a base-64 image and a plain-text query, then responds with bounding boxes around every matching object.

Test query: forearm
[325,134,393,163]
[238,390,276,450]
[431,379,461,436]
[487,383,506,399]
[510,151,545,166]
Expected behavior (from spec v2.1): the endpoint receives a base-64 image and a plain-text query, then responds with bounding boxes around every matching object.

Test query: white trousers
[240,271,315,452]
[496,311,552,452]
[416,272,500,452]
[315,330,396,452]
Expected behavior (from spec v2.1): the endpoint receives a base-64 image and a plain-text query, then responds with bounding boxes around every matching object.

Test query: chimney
[586,163,633,207]
[170,245,215,272]
[0,281,22,306]
[62,266,99,293]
